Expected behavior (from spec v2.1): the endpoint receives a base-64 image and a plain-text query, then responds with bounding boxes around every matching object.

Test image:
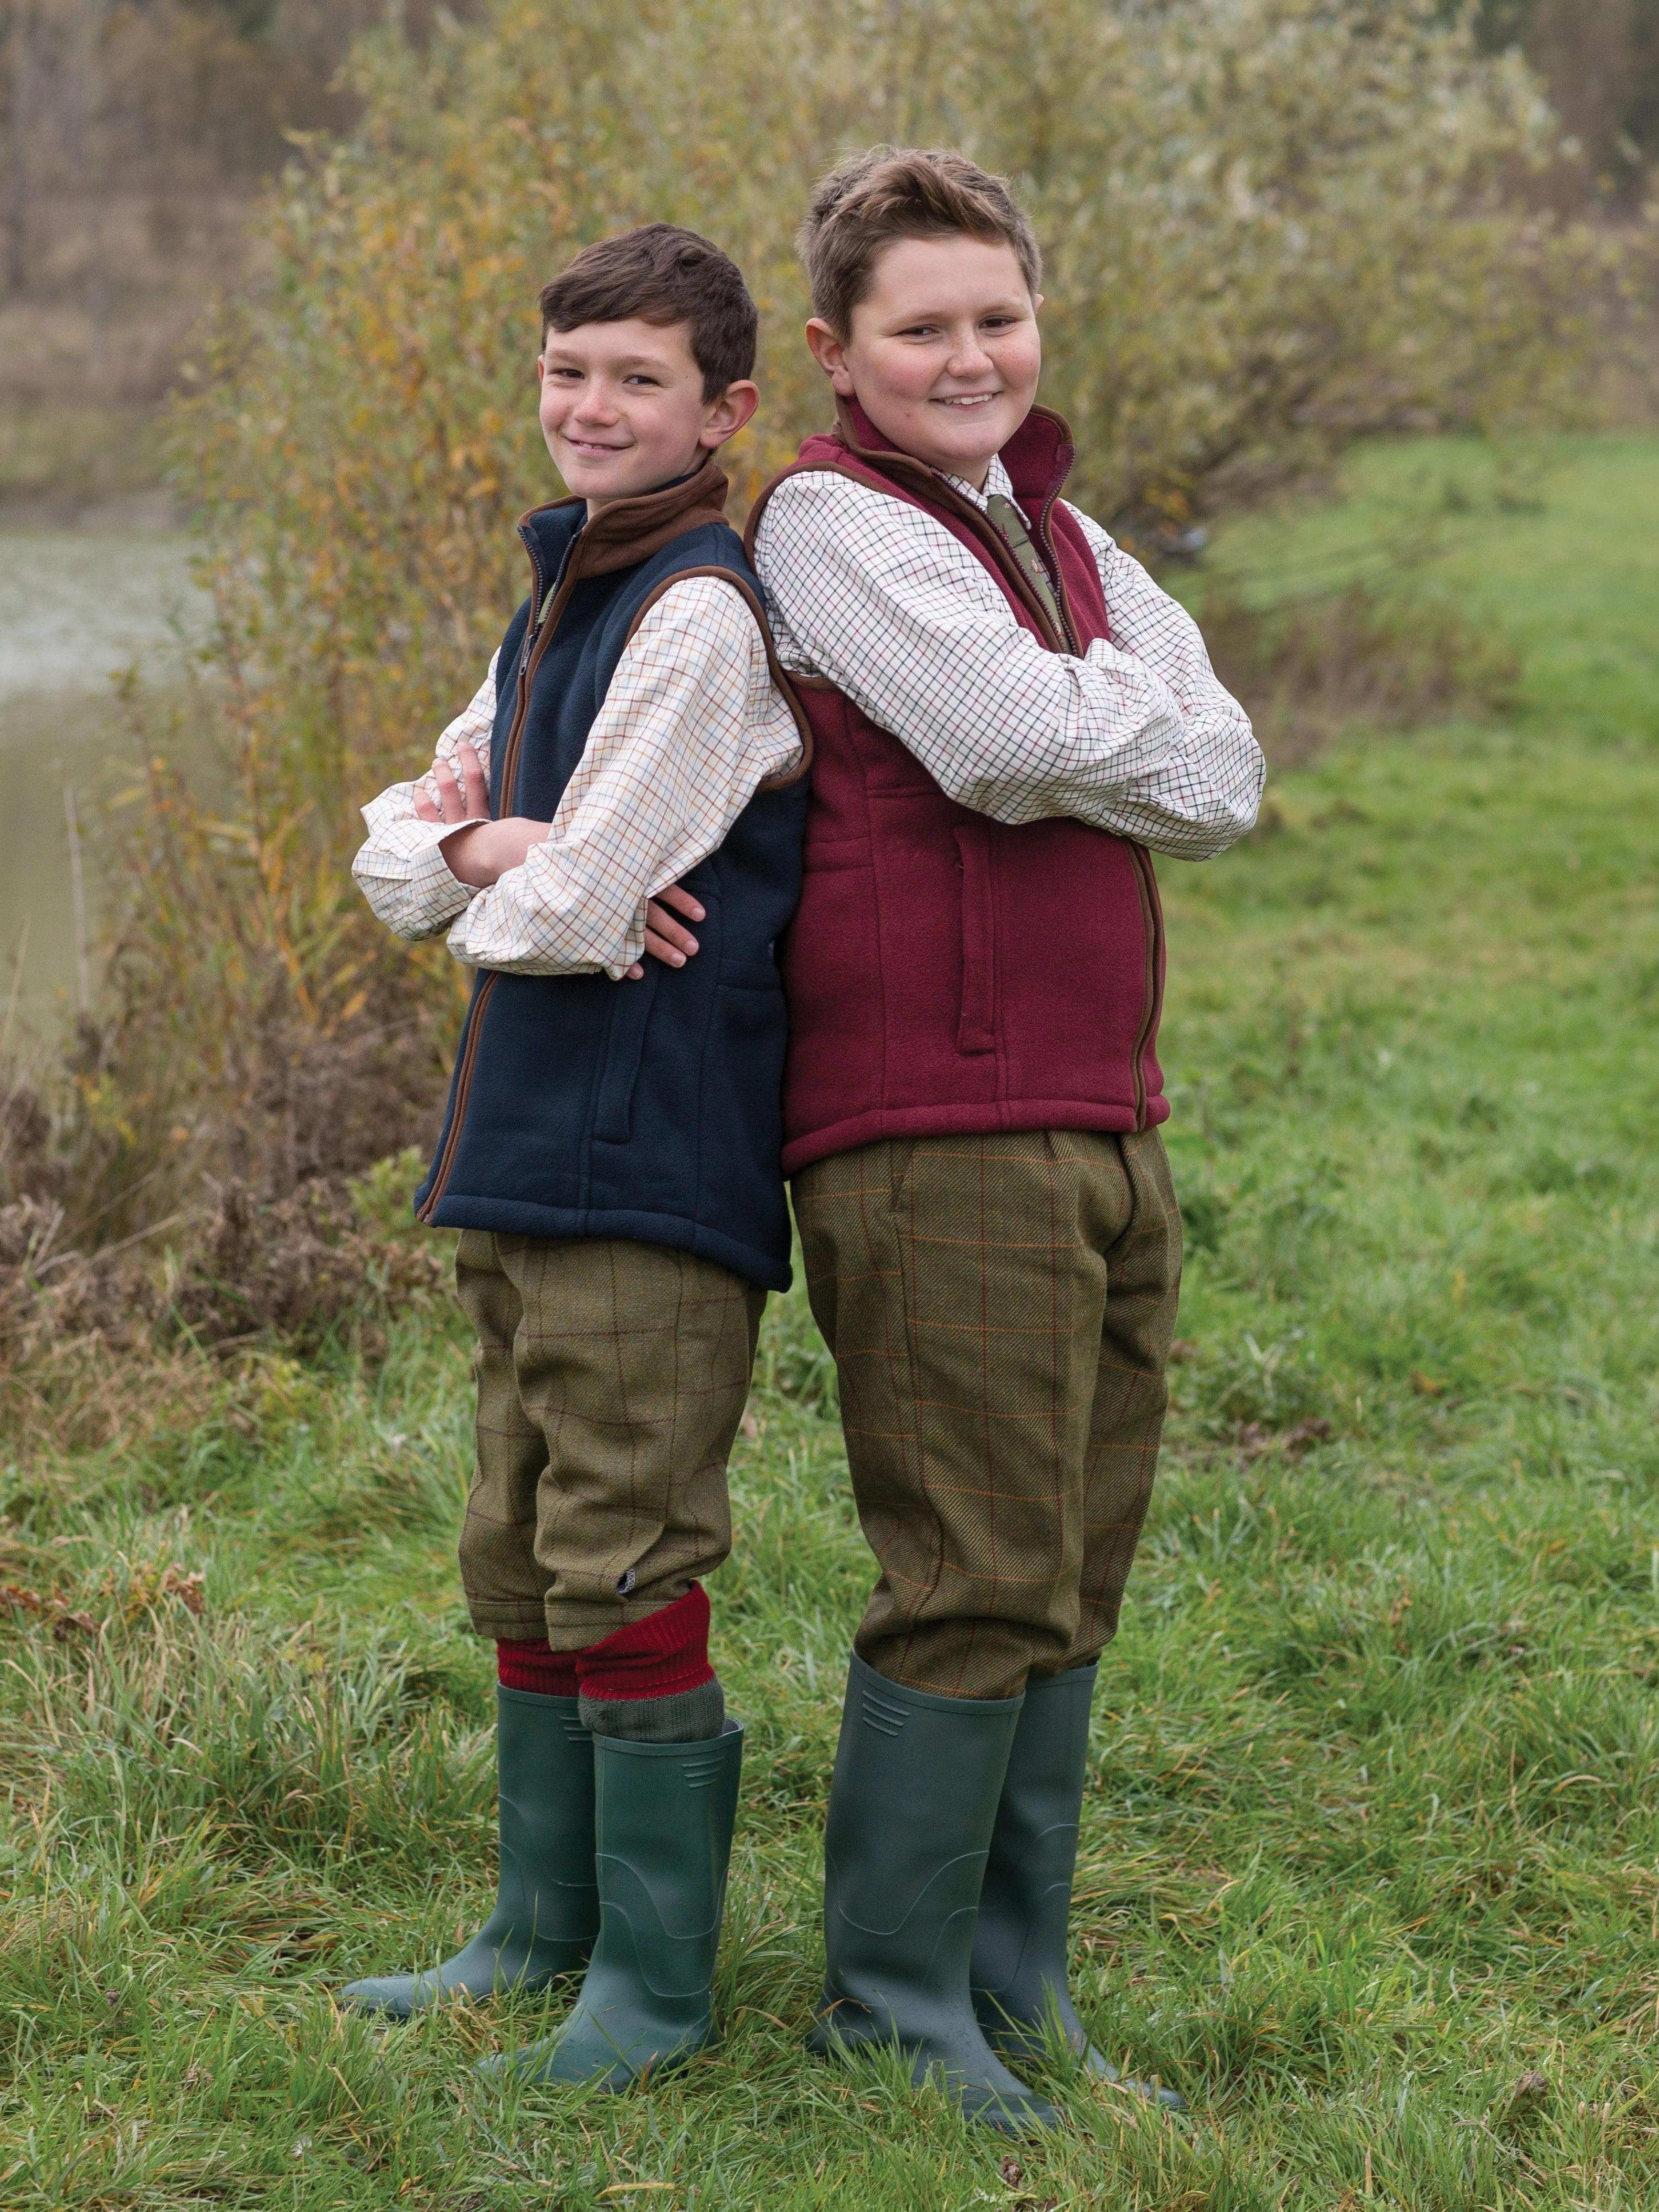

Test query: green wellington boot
[807,1654,1061,2136]
[970,1663,1184,2111]
[486,1719,743,2088]
[339,1685,599,2018]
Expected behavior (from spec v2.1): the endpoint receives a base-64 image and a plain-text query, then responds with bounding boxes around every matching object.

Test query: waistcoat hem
[425,1193,790,1293]
[781,1096,1170,1179]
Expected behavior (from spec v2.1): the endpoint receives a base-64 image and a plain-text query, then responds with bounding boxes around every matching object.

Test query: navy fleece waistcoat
[415,470,809,1291]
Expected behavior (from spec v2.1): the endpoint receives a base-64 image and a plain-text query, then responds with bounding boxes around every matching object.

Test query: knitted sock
[495,1637,581,1700]
[575,1583,724,1743]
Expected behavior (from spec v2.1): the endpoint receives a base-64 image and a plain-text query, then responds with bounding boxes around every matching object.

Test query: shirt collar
[937,452,1015,512]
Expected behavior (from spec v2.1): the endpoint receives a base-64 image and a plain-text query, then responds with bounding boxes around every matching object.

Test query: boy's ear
[700,378,761,449]
[805,317,856,396]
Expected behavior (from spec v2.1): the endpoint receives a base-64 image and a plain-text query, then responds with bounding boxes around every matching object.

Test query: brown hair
[796,147,1042,339]
[538,224,758,399]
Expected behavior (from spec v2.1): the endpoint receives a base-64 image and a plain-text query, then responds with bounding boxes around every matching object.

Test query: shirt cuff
[412,828,484,922]
[355,815,483,937]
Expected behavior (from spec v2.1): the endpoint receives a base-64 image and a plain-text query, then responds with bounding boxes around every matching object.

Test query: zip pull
[519,588,552,674]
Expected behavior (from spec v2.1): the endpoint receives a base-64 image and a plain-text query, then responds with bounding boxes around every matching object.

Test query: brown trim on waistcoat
[499,457,734,813]
[743,402,1084,656]
[622,567,814,790]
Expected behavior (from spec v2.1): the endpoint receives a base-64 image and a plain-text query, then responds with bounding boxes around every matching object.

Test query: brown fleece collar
[518,455,732,580]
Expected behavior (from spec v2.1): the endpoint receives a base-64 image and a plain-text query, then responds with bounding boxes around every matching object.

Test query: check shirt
[751,452,1263,859]
[351,576,803,980]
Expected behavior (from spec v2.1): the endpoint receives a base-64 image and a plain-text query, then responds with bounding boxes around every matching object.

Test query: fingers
[654,883,706,924]
[642,927,688,968]
[413,781,439,822]
[431,757,466,823]
[457,741,489,817]
[643,899,700,965]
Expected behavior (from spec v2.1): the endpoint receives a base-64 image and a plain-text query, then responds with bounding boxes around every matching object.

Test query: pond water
[0,498,209,1036]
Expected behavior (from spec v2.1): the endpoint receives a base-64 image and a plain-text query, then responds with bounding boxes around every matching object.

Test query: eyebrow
[540,349,683,373]
[887,300,1031,323]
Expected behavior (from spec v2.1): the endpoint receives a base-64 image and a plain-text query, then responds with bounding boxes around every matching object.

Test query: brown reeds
[1199,581,1524,769]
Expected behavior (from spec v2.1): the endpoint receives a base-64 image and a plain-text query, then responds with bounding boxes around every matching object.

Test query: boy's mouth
[561,434,634,457]
[933,392,1002,411]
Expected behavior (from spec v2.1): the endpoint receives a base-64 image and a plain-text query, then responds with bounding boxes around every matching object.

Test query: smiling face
[536,316,758,513]
[805,234,1042,489]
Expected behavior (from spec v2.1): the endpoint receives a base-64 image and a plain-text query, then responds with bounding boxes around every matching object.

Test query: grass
[3,431,1659,2208]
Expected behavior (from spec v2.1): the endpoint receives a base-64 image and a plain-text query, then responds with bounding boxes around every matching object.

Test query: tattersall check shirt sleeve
[351,578,802,979]
[751,455,1264,859]
[353,651,501,941]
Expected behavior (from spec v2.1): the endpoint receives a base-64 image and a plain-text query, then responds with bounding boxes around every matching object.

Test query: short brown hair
[797,147,1042,339]
[538,224,758,399]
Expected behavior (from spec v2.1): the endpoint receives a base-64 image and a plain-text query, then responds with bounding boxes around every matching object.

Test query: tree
[1475,0,1659,208]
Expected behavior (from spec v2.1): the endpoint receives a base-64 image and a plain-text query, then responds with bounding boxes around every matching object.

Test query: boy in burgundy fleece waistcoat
[740,149,1265,2131]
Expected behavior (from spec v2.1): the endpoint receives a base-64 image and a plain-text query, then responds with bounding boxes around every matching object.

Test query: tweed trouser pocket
[793,1129,1182,1702]
[454,1233,765,1647]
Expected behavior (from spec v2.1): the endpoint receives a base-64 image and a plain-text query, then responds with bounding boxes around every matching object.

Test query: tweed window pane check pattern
[751,452,1263,858]
[454,1231,765,1646]
[351,575,803,977]
[793,1129,1182,1702]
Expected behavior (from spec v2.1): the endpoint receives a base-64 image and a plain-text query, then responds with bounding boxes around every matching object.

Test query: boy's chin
[556,449,701,505]
[911,434,1004,482]
[879,399,1026,479]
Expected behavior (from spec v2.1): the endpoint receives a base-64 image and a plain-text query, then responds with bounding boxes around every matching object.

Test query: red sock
[574,1584,714,1703]
[496,1637,581,1699]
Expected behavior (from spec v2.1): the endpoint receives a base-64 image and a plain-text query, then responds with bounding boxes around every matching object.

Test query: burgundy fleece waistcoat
[746,401,1167,1178]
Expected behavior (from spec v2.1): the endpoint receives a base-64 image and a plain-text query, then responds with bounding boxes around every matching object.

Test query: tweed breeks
[454,1231,765,1646]
[793,1129,1181,1700]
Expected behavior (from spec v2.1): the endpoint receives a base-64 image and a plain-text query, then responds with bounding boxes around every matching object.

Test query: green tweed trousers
[453,1231,765,1648]
[792,1129,1182,1702]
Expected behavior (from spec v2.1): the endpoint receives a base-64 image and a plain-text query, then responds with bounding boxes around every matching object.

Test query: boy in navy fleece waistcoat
[341,226,809,2092]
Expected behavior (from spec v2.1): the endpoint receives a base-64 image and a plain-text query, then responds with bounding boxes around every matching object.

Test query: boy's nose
[943,334,995,379]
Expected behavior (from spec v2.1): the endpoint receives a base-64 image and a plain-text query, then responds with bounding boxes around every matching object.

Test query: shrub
[1198,578,1523,765]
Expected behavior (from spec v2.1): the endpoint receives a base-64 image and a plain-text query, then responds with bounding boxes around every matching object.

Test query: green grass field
[4,434,1658,2209]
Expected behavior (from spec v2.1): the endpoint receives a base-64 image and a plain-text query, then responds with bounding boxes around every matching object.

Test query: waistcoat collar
[518,454,731,591]
[824,396,1075,511]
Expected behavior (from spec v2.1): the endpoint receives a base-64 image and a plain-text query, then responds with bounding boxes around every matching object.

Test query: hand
[626,883,705,980]
[413,742,550,889]
[413,740,489,827]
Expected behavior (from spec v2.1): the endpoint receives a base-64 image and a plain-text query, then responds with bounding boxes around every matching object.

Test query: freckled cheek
[998,338,1042,401]
[875,352,949,408]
